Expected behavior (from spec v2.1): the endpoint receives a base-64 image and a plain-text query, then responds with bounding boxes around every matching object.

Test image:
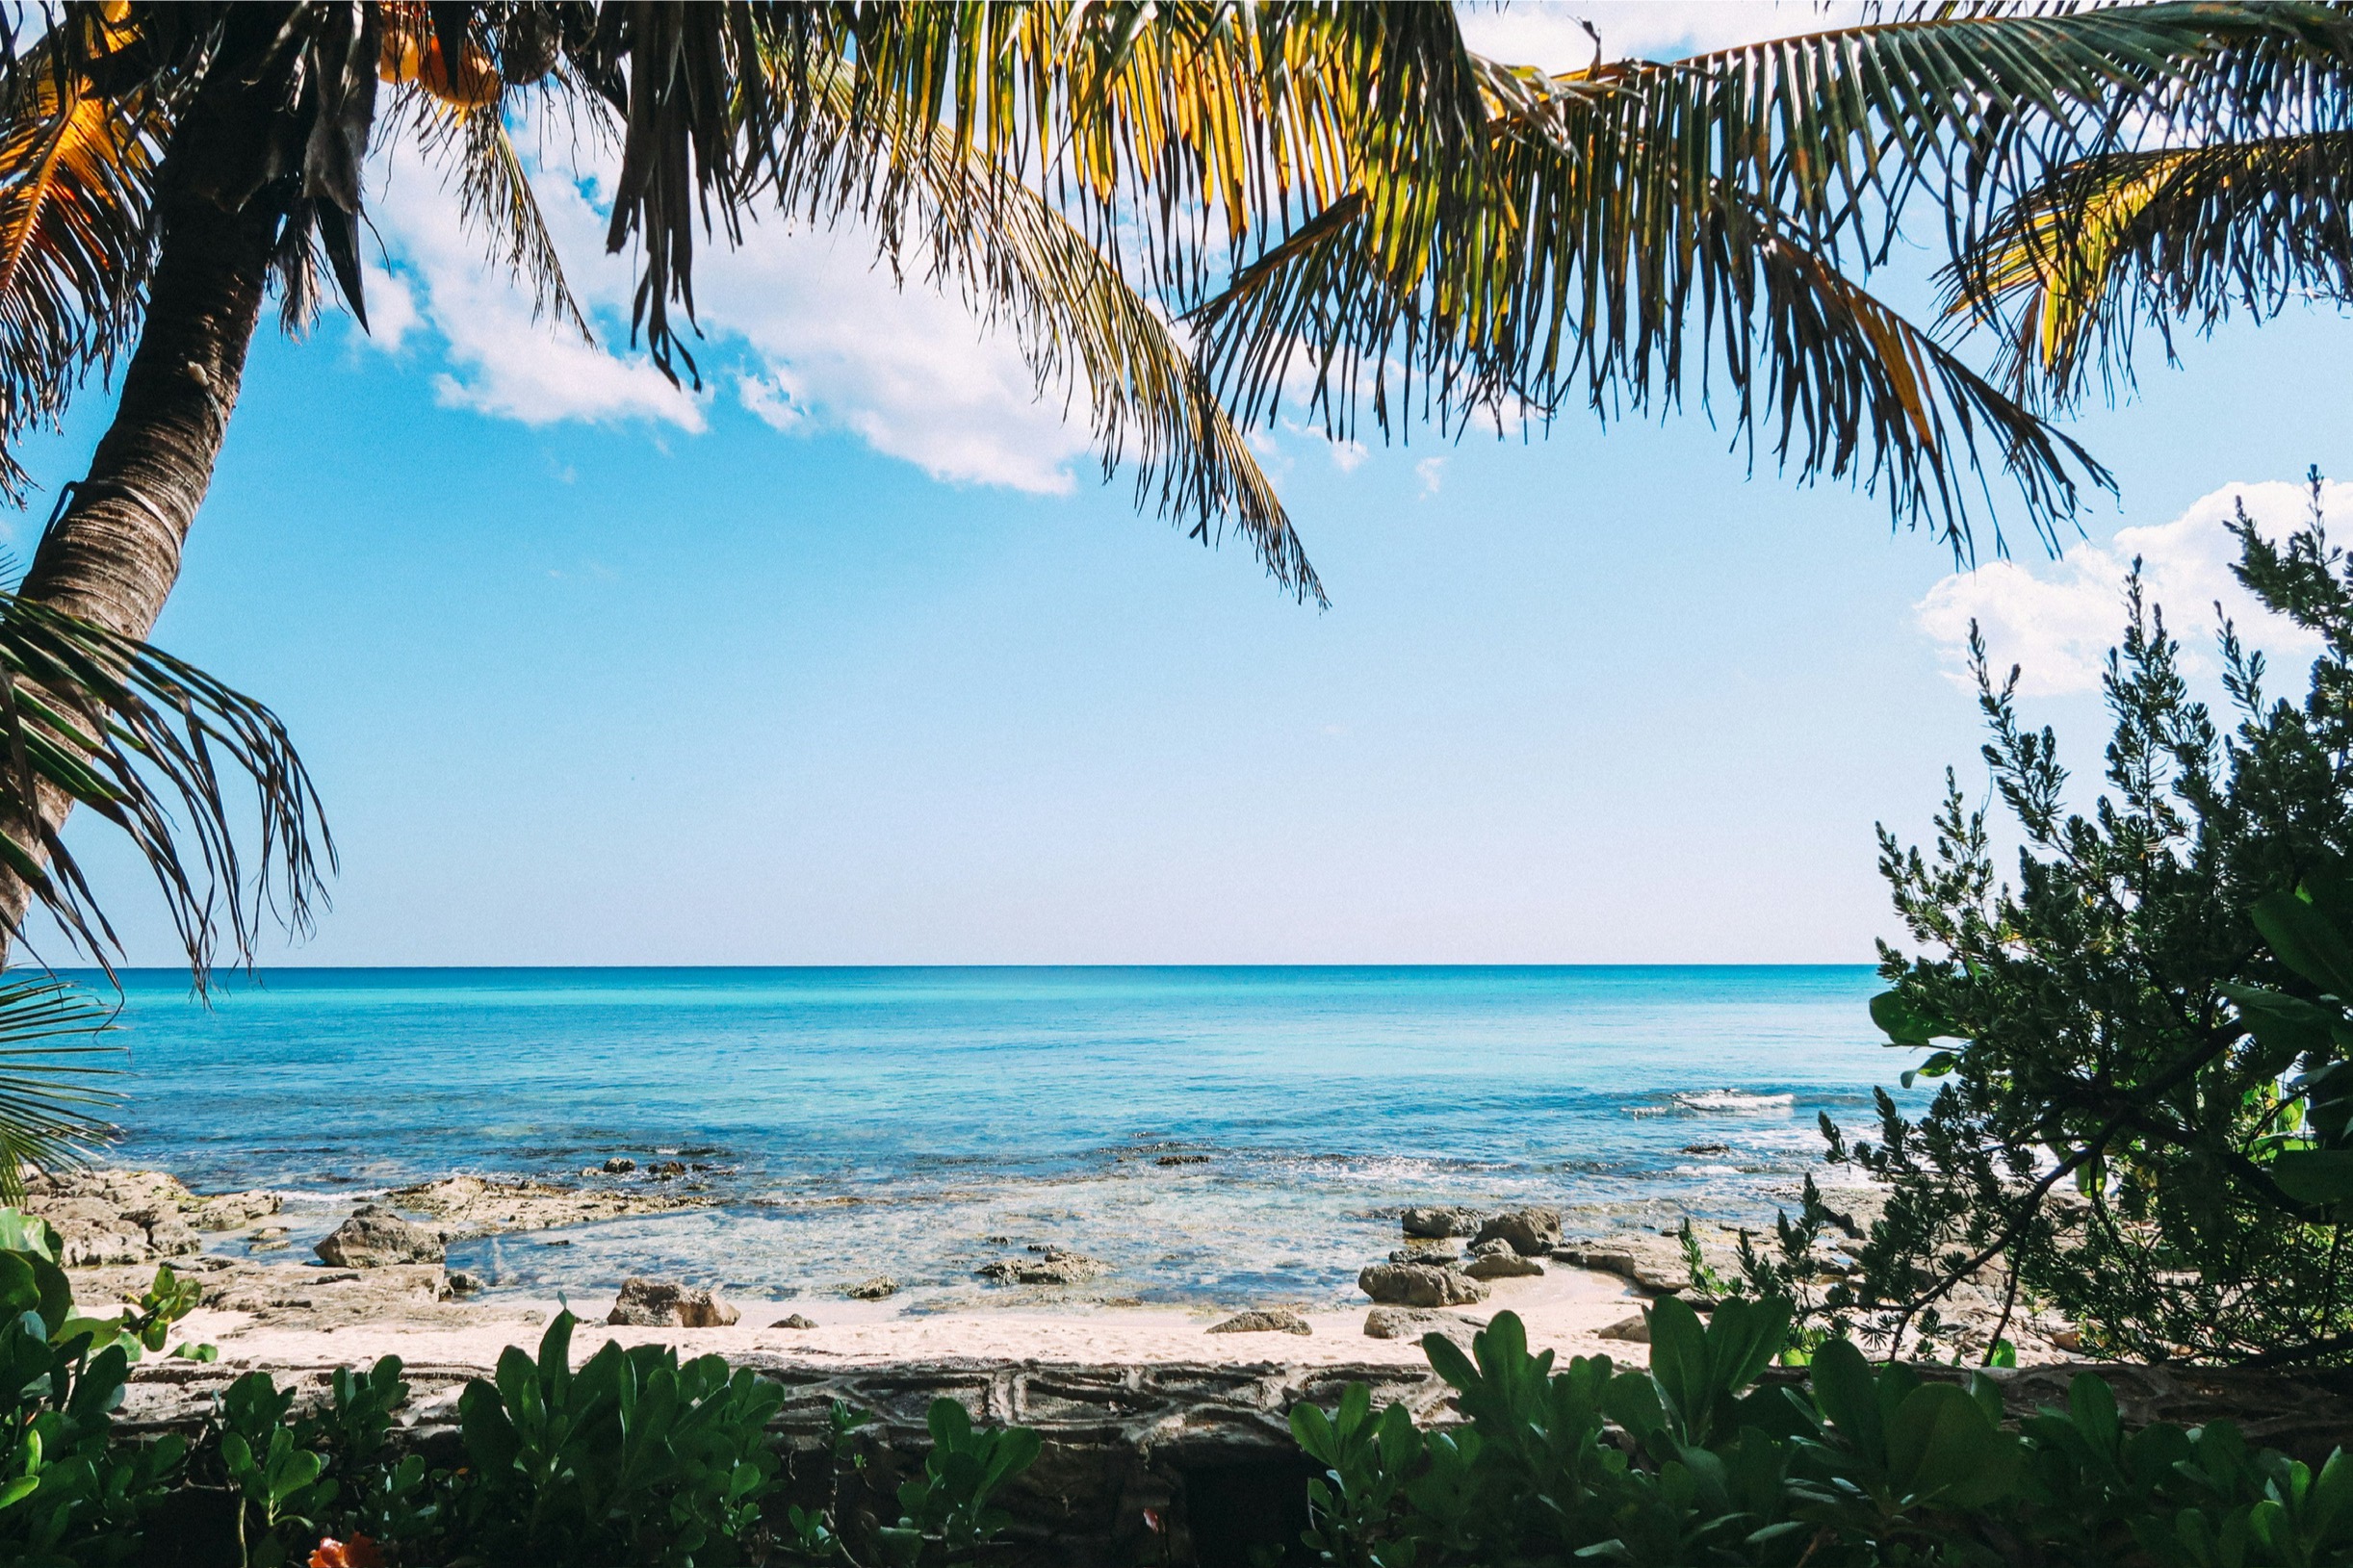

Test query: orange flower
[310,1536,385,1568]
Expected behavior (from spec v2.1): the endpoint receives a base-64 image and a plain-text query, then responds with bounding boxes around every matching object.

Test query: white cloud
[1915,480,2341,696]
[1455,2,1865,70]
[360,118,1089,492]
[365,146,703,431]
[356,263,420,350]
[1416,457,1446,498]
[1328,438,1368,474]
[691,216,1087,494]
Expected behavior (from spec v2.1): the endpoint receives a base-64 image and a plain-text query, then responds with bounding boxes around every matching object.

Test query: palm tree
[1,0,2344,973]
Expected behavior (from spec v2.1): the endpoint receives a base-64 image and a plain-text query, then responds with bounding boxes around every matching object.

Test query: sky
[15,1,2353,968]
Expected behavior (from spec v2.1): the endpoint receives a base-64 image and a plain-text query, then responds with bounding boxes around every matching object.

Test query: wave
[1672,1090,1796,1115]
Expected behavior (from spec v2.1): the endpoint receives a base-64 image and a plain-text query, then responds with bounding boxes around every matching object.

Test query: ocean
[74,965,1910,1311]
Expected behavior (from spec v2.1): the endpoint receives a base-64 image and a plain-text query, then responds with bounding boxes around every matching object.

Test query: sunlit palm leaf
[0,973,116,1200]
[0,593,332,984]
[763,52,1322,603]
[756,3,2353,554]
[1945,133,2353,411]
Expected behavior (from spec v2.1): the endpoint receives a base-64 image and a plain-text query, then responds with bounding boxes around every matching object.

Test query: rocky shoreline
[15,1167,2063,1361]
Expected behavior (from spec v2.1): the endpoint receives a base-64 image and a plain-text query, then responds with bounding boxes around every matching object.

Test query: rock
[1472,1207,1562,1257]
[1154,1154,1210,1167]
[1207,1309,1311,1336]
[1364,1305,1479,1344]
[606,1275,739,1327]
[193,1191,282,1232]
[1554,1244,1642,1276]
[1682,1144,1730,1156]
[1400,1205,1485,1239]
[1358,1262,1490,1308]
[314,1205,445,1269]
[1632,1264,1693,1295]
[772,1313,818,1329]
[28,1197,153,1266]
[1597,1313,1651,1344]
[846,1276,899,1300]
[126,1206,200,1257]
[442,1270,484,1298]
[1463,1249,1544,1280]
[391,1174,710,1238]
[652,1161,687,1178]
[602,1157,637,1173]
[975,1250,1111,1287]
[1389,1243,1460,1265]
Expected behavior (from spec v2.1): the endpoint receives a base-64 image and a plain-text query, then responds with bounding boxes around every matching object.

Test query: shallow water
[76,965,1911,1309]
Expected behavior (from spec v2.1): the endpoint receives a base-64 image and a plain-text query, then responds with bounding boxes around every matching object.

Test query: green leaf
[1885,1382,2021,1507]
[2254,888,2353,999]
[2271,1148,2353,1204]
[1872,990,1959,1045]
[1808,1339,1885,1466]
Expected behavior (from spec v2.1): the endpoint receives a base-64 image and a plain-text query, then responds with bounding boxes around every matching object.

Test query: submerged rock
[607,1275,739,1327]
[1472,1207,1562,1257]
[1364,1305,1478,1345]
[847,1276,900,1300]
[1400,1205,1485,1239]
[601,1157,637,1173]
[315,1205,445,1269]
[1207,1309,1311,1336]
[975,1250,1110,1287]
[1358,1262,1489,1308]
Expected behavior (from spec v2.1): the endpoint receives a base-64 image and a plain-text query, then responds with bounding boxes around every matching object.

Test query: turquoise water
[76,965,1909,1310]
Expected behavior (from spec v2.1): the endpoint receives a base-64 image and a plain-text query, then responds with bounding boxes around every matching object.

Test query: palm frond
[398,90,590,336]
[752,3,2353,554]
[0,973,116,1201]
[1944,132,2353,412]
[0,21,169,502]
[0,590,332,985]
[763,49,1322,604]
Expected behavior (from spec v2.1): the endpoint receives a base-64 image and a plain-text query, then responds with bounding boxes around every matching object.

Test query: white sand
[175,1266,1657,1374]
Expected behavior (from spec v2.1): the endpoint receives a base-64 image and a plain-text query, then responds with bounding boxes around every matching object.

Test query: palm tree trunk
[0,192,280,955]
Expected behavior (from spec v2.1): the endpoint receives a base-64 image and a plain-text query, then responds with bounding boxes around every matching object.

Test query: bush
[1761,473,2353,1365]
[1286,1304,2353,1567]
[0,1206,1042,1566]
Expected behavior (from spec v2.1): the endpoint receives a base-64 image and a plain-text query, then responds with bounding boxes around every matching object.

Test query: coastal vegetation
[9,1195,2350,1568]
[1731,478,2353,1369]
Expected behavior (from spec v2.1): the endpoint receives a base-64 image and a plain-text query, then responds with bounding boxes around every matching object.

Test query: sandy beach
[159,1262,1654,1375]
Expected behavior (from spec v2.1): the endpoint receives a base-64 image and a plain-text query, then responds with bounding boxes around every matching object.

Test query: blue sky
[16,4,2353,967]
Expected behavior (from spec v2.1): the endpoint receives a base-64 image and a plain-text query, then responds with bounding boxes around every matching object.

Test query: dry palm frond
[0,24,168,502]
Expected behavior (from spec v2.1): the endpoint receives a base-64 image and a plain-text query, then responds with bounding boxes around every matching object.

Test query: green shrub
[450,1308,786,1565]
[1775,473,2353,1364]
[1286,1305,2353,1567]
[0,1212,196,1567]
